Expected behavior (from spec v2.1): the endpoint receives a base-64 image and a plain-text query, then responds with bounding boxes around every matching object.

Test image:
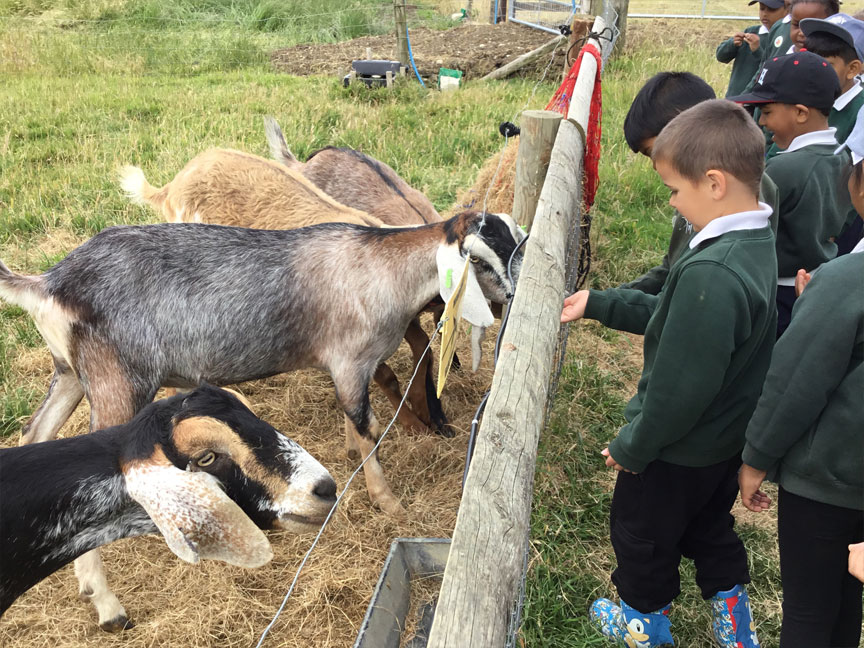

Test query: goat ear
[436,243,494,328]
[124,463,273,568]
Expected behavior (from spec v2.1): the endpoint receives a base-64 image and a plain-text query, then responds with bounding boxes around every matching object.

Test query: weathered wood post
[394,0,409,67]
[426,15,611,648]
[512,110,563,231]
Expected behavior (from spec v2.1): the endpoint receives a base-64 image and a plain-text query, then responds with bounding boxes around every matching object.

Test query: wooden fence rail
[426,16,613,647]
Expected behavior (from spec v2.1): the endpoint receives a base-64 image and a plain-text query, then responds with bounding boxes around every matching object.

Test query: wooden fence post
[512,110,563,231]
[426,15,611,648]
[394,0,409,67]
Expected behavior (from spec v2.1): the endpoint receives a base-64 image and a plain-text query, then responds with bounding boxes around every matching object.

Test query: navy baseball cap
[747,0,784,9]
[800,14,864,61]
[726,51,840,112]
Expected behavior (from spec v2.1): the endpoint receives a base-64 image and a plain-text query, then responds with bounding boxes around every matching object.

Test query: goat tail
[0,259,44,313]
[118,165,164,209]
[263,116,298,166]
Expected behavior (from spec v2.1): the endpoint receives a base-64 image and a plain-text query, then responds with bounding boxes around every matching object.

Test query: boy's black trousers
[778,488,863,648]
[609,455,750,613]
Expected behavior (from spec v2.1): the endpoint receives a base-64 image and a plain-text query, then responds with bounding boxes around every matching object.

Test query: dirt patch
[271,21,574,82]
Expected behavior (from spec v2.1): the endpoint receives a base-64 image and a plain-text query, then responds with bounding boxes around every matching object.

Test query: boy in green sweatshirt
[717,0,786,97]
[728,50,850,336]
[562,100,777,648]
[738,113,864,646]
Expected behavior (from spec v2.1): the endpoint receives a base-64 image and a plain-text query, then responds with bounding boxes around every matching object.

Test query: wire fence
[628,0,755,20]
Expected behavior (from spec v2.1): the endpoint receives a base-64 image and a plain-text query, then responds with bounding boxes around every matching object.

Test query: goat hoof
[434,424,456,438]
[377,497,406,518]
[100,615,134,632]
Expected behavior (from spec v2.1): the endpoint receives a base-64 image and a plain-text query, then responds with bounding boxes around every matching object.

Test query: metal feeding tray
[353,538,451,648]
[343,59,404,88]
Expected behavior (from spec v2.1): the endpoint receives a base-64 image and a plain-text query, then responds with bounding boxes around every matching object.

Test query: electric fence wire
[253,319,443,648]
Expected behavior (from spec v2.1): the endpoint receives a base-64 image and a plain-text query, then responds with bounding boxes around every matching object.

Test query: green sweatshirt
[619,174,779,294]
[746,19,791,93]
[717,25,767,98]
[743,252,864,510]
[765,143,852,277]
[586,227,778,473]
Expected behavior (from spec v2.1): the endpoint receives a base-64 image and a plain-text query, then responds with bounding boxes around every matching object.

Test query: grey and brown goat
[119,146,449,435]
[0,384,335,629]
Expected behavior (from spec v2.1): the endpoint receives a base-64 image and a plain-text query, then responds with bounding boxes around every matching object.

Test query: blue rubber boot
[589,597,675,647]
[709,584,760,648]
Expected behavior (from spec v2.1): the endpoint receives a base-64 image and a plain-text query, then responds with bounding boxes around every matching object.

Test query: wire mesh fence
[628,0,756,20]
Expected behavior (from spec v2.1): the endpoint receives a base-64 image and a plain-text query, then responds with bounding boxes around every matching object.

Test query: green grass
[0,3,787,645]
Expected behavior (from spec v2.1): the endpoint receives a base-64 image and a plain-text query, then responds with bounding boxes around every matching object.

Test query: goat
[0,384,336,629]
[119,148,448,436]
[264,116,442,226]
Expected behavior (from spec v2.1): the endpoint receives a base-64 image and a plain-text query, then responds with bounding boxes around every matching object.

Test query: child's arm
[607,262,749,472]
[580,287,659,334]
[716,35,742,63]
[742,263,859,473]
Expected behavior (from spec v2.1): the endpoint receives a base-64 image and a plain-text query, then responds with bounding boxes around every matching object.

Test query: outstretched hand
[739,463,771,512]
[561,290,589,323]
[794,268,811,297]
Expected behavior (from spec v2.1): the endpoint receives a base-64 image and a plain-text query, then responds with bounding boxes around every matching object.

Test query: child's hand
[738,464,771,512]
[601,447,635,473]
[794,268,811,297]
[733,32,745,46]
[743,33,760,51]
[849,543,864,583]
[561,290,589,323]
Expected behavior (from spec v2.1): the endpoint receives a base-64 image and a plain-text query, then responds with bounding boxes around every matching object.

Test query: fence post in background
[394,0,409,67]
[426,15,610,648]
[612,0,629,52]
[489,0,506,24]
[512,110,563,231]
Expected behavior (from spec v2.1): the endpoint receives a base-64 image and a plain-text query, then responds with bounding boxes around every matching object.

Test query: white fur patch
[270,437,336,529]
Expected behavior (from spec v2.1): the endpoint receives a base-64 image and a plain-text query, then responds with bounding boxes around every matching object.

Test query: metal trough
[353,538,450,648]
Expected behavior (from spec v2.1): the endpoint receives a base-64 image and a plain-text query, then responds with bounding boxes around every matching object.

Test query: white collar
[688,202,773,249]
[780,128,838,154]
[834,82,863,111]
[852,236,864,255]
[782,13,791,23]
[759,24,769,34]
[786,43,796,54]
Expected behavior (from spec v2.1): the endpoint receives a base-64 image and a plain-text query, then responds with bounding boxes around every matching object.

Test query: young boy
[717,0,787,97]
[802,14,864,252]
[801,14,864,143]
[562,100,777,648]
[728,51,851,335]
[619,73,778,294]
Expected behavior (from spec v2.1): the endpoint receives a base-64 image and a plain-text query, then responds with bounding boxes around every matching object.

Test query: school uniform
[585,205,777,611]
[745,14,791,93]
[764,128,852,334]
[717,25,769,97]
[743,251,864,648]
[619,174,779,295]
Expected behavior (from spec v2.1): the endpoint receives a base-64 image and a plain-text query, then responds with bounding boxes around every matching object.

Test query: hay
[446,139,519,217]
[0,314,498,648]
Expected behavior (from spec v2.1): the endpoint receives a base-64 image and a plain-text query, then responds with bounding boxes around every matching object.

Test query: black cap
[726,51,840,112]
[747,0,784,8]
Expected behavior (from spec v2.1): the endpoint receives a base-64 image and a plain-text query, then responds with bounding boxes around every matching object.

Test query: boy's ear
[794,104,811,123]
[849,60,863,79]
[705,169,727,200]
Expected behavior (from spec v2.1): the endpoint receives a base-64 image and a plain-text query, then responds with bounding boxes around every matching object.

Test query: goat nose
[312,476,338,502]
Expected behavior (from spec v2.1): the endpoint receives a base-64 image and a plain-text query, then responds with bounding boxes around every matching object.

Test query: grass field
[0,2,793,646]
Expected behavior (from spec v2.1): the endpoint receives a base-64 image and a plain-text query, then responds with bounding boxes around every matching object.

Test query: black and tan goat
[0,384,335,629]
[119,148,448,436]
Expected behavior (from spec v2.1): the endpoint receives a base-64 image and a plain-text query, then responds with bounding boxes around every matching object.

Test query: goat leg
[372,363,431,435]
[19,359,83,445]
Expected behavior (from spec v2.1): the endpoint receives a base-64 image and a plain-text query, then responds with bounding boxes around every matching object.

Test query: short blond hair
[651,99,765,195]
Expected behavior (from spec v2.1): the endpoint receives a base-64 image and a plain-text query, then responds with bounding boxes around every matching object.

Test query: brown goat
[119,150,448,436]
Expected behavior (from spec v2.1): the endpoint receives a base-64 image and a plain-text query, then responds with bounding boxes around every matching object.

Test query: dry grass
[446,138,520,217]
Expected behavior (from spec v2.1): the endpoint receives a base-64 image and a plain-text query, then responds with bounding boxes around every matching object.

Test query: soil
[270,21,583,82]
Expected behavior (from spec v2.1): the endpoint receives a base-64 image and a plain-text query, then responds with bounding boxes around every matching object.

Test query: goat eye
[469,256,480,264]
[196,451,216,467]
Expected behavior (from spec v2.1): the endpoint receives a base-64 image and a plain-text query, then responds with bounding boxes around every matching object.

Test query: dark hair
[623,72,716,153]
[804,32,860,63]
[789,0,840,13]
[652,100,766,196]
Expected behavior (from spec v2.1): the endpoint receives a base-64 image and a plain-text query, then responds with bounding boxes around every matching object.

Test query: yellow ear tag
[437,255,471,398]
